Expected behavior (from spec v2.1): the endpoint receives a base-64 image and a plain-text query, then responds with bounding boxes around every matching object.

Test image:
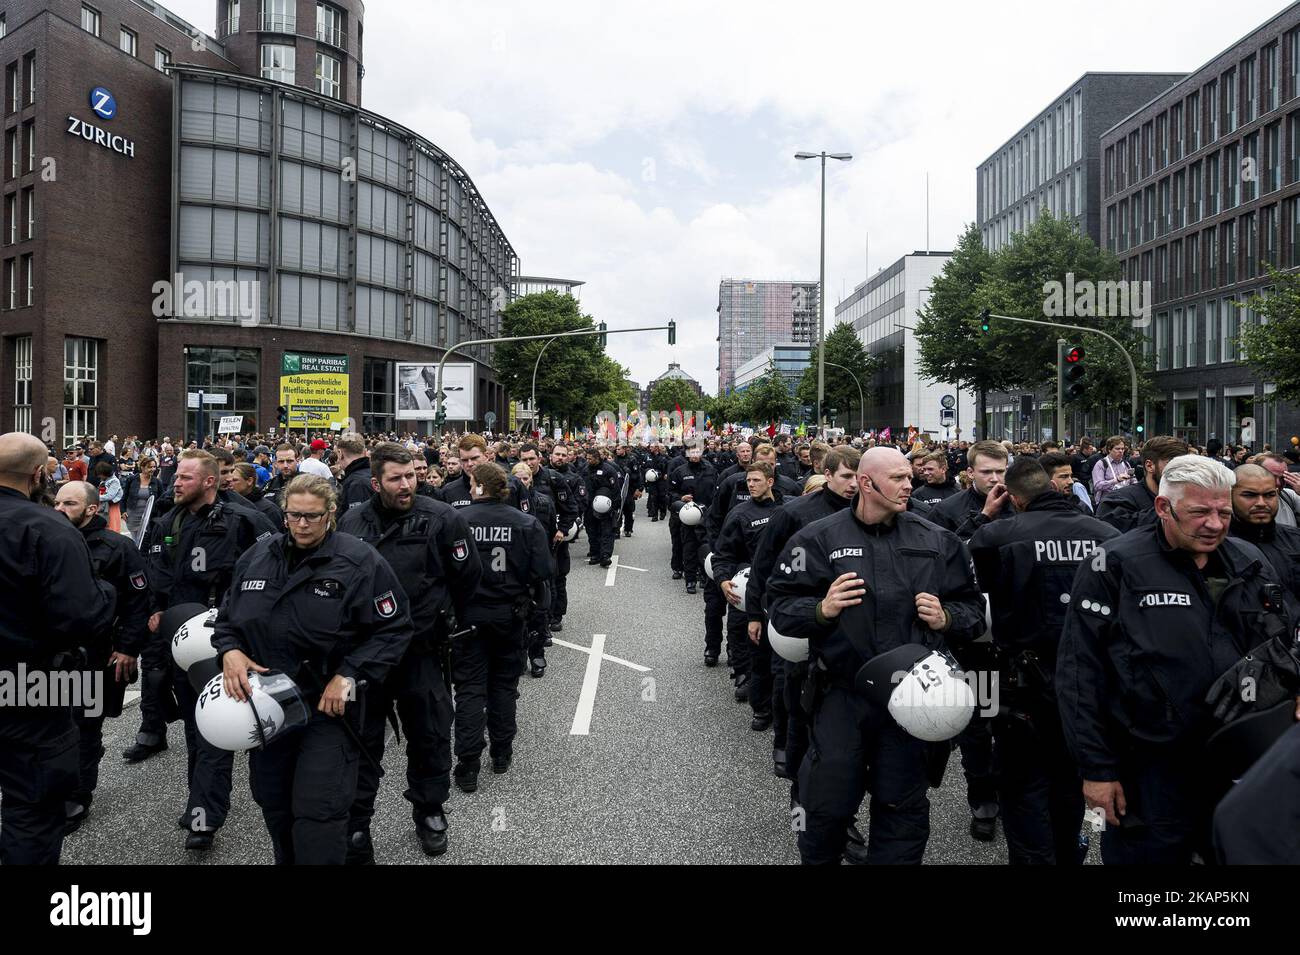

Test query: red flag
[879,426,892,443]
[766,421,776,438]
[675,403,683,423]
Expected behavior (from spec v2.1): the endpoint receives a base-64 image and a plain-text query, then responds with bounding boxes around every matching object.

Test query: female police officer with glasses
[212,474,412,864]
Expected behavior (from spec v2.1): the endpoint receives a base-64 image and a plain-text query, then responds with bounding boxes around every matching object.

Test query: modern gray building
[716,277,818,394]
[1101,1,1300,448]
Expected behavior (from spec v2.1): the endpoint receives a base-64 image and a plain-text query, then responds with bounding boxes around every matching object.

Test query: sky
[168,0,1295,394]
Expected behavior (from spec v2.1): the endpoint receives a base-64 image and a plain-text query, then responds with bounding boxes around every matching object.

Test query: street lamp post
[795,149,852,435]
[824,360,865,435]
[531,335,560,435]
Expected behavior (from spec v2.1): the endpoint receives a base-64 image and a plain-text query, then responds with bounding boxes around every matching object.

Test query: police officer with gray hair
[1058,454,1300,864]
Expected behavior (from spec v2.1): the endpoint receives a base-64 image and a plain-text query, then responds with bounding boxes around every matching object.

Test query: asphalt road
[61,508,1052,865]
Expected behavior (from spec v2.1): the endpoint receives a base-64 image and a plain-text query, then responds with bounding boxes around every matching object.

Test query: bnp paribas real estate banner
[279,352,349,430]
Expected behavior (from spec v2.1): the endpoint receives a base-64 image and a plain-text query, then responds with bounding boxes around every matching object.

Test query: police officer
[712,461,783,733]
[584,447,621,567]
[665,445,691,578]
[707,443,799,543]
[1095,436,1188,533]
[335,434,374,514]
[751,446,859,794]
[140,449,277,850]
[644,443,670,521]
[1228,463,1300,600]
[910,453,962,507]
[718,440,754,481]
[766,447,986,864]
[53,481,150,834]
[214,474,413,865]
[513,462,556,678]
[453,463,553,791]
[614,444,642,537]
[669,442,719,595]
[440,434,531,514]
[0,433,116,864]
[546,443,583,630]
[339,443,482,861]
[1057,455,1299,864]
[968,458,1119,864]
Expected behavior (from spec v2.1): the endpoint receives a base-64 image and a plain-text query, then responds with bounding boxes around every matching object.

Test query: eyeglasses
[285,511,328,524]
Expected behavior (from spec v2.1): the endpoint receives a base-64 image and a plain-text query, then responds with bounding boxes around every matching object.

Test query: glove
[1205,631,1300,725]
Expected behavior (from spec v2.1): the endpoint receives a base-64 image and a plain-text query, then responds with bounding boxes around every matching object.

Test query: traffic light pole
[433,322,676,429]
[986,313,1138,438]
[1056,339,1066,443]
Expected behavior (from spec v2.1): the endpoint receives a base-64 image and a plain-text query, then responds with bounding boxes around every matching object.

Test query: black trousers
[993,701,1085,865]
[551,542,571,622]
[1100,746,1220,865]
[527,584,551,663]
[585,508,616,561]
[682,524,707,583]
[798,687,931,865]
[723,611,751,679]
[173,665,233,832]
[737,619,787,744]
[784,661,810,788]
[350,649,452,832]
[71,655,128,806]
[669,510,683,571]
[953,641,999,811]
[0,709,78,865]
[647,484,667,518]
[134,636,178,746]
[621,496,636,533]
[452,613,526,765]
[250,712,360,865]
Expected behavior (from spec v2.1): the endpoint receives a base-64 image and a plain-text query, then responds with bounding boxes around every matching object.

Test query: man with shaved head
[1229,462,1300,601]
[0,432,117,863]
[766,444,987,864]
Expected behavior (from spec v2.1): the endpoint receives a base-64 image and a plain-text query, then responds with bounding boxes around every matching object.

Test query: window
[1156,245,1168,300]
[1223,68,1237,134]
[22,252,31,305]
[260,0,295,33]
[1206,299,1220,363]
[1243,132,1259,203]
[1157,112,1169,168]
[3,257,13,308]
[1155,311,1170,370]
[1173,169,1185,230]
[64,338,98,442]
[1225,142,1239,208]
[260,44,295,84]
[22,187,32,239]
[23,53,33,106]
[1222,296,1240,362]
[1172,102,1184,160]
[1143,121,1154,177]
[1173,307,1184,369]
[22,120,32,175]
[1243,55,1257,124]
[1242,211,1256,278]
[1206,80,1219,141]
[0,14,6,40]
[1265,121,1281,193]
[13,335,31,434]
[1189,91,1201,150]
[316,2,344,48]
[314,52,340,98]
[1263,42,1279,113]
[1206,152,1220,216]
[155,46,171,72]
[81,5,101,37]
[1158,177,1170,237]
[5,64,16,114]
[184,346,259,439]
[1185,305,1198,368]
[1206,226,1219,287]
[6,128,16,180]
[1188,231,1200,293]
[362,357,394,432]
[1223,220,1238,284]
[5,193,14,245]
[225,0,240,35]
[1171,239,1183,297]
[119,27,137,57]
[1264,202,1279,267]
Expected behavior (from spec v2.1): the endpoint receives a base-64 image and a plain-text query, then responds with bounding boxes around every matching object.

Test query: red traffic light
[1066,346,1085,363]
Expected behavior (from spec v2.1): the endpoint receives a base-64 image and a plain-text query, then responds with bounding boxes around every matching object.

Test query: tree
[1242,265,1300,403]
[796,321,881,432]
[745,362,797,426]
[648,377,699,414]
[710,390,750,428]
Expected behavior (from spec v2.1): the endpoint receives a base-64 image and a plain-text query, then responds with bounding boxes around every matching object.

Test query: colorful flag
[879,426,892,443]
[795,423,806,437]
[766,421,777,438]
[704,413,712,432]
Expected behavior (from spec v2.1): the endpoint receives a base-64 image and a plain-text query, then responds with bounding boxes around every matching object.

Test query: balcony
[259,12,296,34]
[316,24,346,51]
[217,17,239,38]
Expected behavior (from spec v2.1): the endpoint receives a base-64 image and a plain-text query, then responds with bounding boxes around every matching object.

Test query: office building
[715,277,817,394]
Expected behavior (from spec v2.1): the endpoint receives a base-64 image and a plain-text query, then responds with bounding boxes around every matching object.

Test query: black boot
[347,829,376,865]
[415,811,449,857]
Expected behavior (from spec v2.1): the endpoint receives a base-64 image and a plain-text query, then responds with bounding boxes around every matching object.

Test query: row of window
[1149,296,1256,371]
[983,170,1086,251]
[4,188,34,245]
[4,122,34,181]
[260,44,342,99]
[4,54,36,114]
[222,1,348,50]
[80,5,172,71]
[9,337,97,442]
[982,90,1083,219]
[3,253,33,308]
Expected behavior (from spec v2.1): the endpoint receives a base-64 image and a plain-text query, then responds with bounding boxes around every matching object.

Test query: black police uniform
[0,487,116,864]
[706,468,799,541]
[1229,516,1300,601]
[614,450,641,535]
[669,456,719,584]
[968,492,1119,864]
[767,507,986,864]
[645,451,670,520]
[71,513,150,819]
[910,476,961,507]
[776,451,802,485]
[584,458,622,564]
[1212,721,1300,863]
[525,486,558,670]
[548,460,583,627]
[338,495,482,854]
[454,497,553,776]
[1057,524,1294,864]
[437,471,533,514]
[339,457,374,514]
[1094,477,1158,533]
[751,486,854,792]
[713,495,783,728]
[212,529,413,865]
[140,495,276,838]
[666,453,690,574]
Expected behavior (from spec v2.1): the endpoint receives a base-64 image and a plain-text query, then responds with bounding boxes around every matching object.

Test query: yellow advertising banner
[509,400,517,433]
[279,352,349,430]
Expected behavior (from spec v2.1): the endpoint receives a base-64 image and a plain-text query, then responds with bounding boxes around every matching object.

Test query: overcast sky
[170,0,1293,394]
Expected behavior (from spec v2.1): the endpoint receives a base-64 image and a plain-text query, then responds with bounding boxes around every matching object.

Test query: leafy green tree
[796,321,881,432]
[745,362,797,426]
[1242,265,1300,403]
[648,377,699,414]
[493,291,605,430]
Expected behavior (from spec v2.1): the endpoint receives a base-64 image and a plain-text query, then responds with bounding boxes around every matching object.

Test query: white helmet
[592,494,613,515]
[768,619,809,663]
[563,522,580,542]
[857,644,975,742]
[644,468,659,483]
[704,552,715,581]
[195,670,311,752]
[679,502,703,526]
[730,567,751,613]
[167,604,218,672]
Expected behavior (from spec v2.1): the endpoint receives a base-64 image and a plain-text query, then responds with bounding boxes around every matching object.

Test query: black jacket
[766,508,986,685]
[750,487,854,624]
[1229,517,1300,602]
[530,465,579,534]
[910,476,962,507]
[437,472,532,514]
[1095,477,1158,534]
[930,485,1013,542]
[584,460,623,511]
[338,495,483,638]
[80,513,152,658]
[120,474,163,521]
[707,468,799,541]
[0,487,116,668]
[968,492,1119,665]
[668,459,719,531]
[552,463,587,521]
[1057,524,1293,782]
[339,458,374,514]
[213,530,413,690]
[461,498,554,618]
[712,495,781,620]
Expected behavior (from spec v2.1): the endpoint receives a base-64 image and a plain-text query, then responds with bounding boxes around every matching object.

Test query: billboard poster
[396,362,476,420]
[280,353,349,430]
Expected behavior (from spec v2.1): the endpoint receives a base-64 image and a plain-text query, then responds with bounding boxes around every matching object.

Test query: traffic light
[979,308,991,333]
[1064,345,1086,401]
[598,321,608,348]
[1136,411,1146,435]
[277,405,289,426]
[667,320,676,345]
[1119,414,1132,433]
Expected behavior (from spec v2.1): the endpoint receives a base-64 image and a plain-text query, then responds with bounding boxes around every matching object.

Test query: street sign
[187,392,227,408]
[941,394,956,410]
[940,408,955,425]
[484,411,497,426]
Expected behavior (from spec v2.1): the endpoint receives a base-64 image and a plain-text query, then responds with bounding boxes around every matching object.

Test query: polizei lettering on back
[1138,592,1193,608]
[1033,539,1100,563]
[66,116,136,157]
[471,525,514,543]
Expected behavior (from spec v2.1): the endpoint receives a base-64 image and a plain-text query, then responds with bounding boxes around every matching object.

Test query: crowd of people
[2,422,1299,865]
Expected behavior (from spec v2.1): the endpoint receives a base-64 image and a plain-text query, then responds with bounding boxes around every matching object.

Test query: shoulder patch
[374,590,398,618]
[452,539,469,562]
[256,531,273,542]
[129,571,148,591]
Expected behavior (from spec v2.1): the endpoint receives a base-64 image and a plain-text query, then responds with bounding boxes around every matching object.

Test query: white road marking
[615,563,648,572]
[604,555,619,586]
[570,632,606,736]
[550,637,651,673]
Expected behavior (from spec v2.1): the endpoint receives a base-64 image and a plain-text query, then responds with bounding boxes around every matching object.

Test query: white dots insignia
[1059,593,1071,604]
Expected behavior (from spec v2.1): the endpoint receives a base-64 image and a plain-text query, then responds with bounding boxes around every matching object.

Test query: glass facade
[63,337,98,442]
[362,357,395,432]
[184,346,259,440]
[715,279,817,394]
